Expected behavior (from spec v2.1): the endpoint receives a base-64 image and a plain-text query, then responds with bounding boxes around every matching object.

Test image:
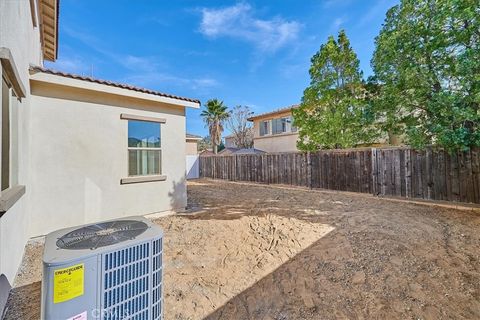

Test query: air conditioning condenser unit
[41,216,163,320]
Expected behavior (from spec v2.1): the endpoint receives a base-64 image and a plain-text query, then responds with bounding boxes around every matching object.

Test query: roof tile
[30,66,201,104]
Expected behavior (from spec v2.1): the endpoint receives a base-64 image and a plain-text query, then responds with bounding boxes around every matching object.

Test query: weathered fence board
[199,147,480,204]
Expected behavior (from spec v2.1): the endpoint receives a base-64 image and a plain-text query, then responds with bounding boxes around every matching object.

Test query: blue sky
[46,0,399,137]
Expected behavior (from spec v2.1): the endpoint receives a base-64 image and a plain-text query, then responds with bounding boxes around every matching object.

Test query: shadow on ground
[3,282,41,319]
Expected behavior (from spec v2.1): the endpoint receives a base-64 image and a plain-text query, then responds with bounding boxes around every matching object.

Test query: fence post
[306,151,312,189]
[371,148,377,196]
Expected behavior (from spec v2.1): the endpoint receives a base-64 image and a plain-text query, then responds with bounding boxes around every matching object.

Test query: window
[259,120,270,136]
[272,116,296,135]
[0,49,26,212]
[272,117,290,134]
[128,120,161,176]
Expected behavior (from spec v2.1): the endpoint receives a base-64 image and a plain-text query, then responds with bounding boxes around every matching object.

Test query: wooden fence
[199,147,480,204]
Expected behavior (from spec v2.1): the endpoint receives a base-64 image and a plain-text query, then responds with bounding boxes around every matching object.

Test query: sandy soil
[4,179,480,319]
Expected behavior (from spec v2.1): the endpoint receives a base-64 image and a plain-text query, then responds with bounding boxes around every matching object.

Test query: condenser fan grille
[56,220,149,250]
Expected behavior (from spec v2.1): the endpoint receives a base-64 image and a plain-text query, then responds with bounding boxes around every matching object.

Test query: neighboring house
[232,148,266,155]
[218,147,265,155]
[186,133,201,155]
[186,133,201,179]
[224,128,254,149]
[199,149,215,157]
[0,0,199,311]
[224,134,237,148]
[218,147,240,155]
[248,105,299,153]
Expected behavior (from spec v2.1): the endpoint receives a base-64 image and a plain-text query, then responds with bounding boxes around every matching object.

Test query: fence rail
[199,147,480,204]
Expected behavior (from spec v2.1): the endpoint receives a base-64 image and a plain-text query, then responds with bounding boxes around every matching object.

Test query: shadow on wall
[0,275,12,318]
[168,177,187,212]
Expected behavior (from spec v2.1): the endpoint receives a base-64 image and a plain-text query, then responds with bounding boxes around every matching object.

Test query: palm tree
[201,99,230,154]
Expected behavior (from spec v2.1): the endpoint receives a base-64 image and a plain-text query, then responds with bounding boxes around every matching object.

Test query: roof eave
[39,0,59,62]
[29,70,201,108]
[247,105,299,121]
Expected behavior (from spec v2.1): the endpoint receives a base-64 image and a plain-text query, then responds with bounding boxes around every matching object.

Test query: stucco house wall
[0,0,42,295]
[224,136,237,148]
[252,131,299,153]
[250,108,300,153]
[186,140,199,155]
[28,78,190,236]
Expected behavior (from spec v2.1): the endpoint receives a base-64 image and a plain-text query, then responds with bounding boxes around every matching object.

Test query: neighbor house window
[272,117,291,135]
[128,120,161,176]
[259,120,270,136]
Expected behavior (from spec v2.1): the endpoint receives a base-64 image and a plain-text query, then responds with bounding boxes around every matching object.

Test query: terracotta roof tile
[186,133,202,139]
[247,104,299,121]
[30,66,201,105]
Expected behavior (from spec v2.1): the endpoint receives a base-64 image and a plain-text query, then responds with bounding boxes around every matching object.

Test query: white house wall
[29,81,187,237]
[0,0,43,288]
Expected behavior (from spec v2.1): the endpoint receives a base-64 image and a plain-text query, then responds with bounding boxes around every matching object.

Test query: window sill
[255,132,298,139]
[120,175,167,185]
[0,185,26,216]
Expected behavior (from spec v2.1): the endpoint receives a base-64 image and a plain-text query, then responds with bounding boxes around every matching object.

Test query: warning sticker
[53,263,84,304]
[67,311,87,320]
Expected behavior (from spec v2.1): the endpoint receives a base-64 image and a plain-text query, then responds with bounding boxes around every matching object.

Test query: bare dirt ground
[4,179,480,319]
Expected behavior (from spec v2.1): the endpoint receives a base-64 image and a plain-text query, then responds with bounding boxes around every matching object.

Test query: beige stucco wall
[28,81,188,237]
[186,140,199,155]
[0,0,42,287]
[225,137,236,148]
[0,0,43,86]
[253,133,299,153]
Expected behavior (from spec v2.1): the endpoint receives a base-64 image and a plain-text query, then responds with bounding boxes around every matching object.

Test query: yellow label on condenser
[53,263,84,303]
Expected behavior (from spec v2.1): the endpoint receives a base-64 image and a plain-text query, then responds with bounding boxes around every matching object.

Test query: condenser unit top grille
[44,216,162,265]
[56,220,149,250]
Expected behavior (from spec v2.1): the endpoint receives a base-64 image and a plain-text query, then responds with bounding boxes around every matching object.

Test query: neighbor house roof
[219,147,240,155]
[186,133,202,140]
[30,66,201,106]
[199,150,215,156]
[247,104,299,121]
[233,148,266,155]
[39,0,59,61]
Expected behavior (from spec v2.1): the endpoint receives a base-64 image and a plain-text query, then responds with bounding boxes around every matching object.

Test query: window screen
[128,120,161,176]
[259,120,270,136]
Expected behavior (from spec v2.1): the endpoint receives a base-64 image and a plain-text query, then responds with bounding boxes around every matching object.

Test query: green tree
[372,0,480,151]
[293,30,377,151]
[201,99,230,154]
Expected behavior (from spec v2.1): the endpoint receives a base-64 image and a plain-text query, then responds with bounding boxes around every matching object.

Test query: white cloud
[199,3,301,53]
[121,72,218,93]
[46,55,90,75]
[59,26,218,93]
[331,16,348,31]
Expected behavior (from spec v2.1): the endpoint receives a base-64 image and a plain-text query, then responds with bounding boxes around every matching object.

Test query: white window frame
[259,120,270,136]
[271,116,296,135]
[0,49,26,213]
[120,114,167,184]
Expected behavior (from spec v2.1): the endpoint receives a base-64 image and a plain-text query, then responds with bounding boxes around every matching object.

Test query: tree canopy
[372,0,480,151]
[293,30,377,151]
